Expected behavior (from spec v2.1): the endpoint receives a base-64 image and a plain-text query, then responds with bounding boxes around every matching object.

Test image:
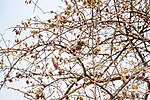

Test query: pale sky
[0,0,61,99]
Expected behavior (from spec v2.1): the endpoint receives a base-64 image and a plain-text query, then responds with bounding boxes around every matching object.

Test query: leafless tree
[0,0,150,99]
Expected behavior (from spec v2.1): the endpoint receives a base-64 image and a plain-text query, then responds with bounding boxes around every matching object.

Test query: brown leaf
[52,58,58,70]
[132,84,138,90]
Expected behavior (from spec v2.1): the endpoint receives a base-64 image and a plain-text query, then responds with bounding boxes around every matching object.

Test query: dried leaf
[132,84,138,90]
[38,77,42,81]
[52,58,58,70]
[67,4,72,10]
[121,75,126,82]
[83,0,87,6]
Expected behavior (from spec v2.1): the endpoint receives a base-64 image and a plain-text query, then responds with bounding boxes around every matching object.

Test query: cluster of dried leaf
[0,0,150,100]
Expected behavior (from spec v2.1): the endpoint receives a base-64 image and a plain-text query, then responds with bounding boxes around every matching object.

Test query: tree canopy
[0,0,150,100]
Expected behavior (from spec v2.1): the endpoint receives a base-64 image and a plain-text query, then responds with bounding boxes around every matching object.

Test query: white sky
[0,0,62,99]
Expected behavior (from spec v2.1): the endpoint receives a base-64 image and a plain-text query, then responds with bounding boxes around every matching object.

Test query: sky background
[0,0,62,99]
